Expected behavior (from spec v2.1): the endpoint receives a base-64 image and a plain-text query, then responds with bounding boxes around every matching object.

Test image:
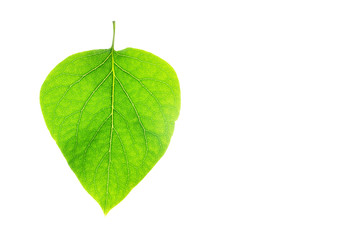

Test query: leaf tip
[103,207,111,216]
[100,202,112,215]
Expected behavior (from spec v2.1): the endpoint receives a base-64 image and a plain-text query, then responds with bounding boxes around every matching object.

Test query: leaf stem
[111,21,116,50]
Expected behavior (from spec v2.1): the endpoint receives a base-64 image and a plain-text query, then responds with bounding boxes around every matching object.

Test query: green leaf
[40,21,181,215]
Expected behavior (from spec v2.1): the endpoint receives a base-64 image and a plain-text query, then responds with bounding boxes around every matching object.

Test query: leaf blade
[40,46,180,214]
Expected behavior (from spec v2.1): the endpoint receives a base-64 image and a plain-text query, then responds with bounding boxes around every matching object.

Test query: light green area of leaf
[40,22,180,214]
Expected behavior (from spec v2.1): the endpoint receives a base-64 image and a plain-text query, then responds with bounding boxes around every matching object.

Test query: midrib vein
[106,49,116,210]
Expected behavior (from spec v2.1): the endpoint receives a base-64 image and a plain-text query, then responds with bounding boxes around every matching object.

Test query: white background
[1,0,352,239]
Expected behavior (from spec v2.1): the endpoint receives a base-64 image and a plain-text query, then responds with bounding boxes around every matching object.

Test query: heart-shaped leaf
[40,22,180,214]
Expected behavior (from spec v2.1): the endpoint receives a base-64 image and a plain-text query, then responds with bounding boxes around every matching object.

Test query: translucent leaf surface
[40,22,180,214]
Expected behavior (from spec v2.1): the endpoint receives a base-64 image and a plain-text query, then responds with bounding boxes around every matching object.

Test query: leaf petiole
[111,21,116,50]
